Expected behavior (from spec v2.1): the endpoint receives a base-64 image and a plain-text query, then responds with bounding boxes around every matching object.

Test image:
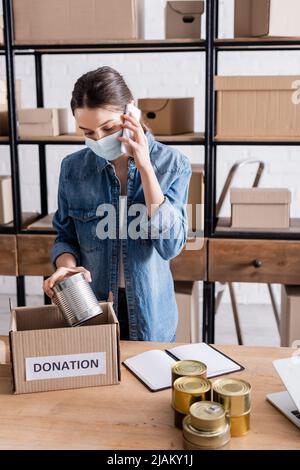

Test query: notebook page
[123,349,176,391]
[167,343,242,378]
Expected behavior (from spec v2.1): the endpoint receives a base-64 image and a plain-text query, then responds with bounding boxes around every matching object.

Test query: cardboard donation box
[0,176,13,225]
[0,15,3,45]
[215,76,300,139]
[230,188,291,229]
[0,80,21,136]
[9,302,121,394]
[280,285,300,347]
[166,1,204,39]
[13,0,143,44]
[235,0,300,38]
[18,108,68,137]
[138,98,194,135]
[188,164,204,232]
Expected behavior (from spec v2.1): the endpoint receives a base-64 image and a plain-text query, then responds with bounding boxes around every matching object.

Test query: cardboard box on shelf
[166,1,204,39]
[234,0,300,38]
[230,188,291,229]
[0,80,22,109]
[17,108,69,137]
[0,80,22,135]
[57,108,69,135]
[280,285,300,347]
[188,164,204,232]
[138,98,194,135]
[9,301,121,394]
[215,75,300,140]
[0,176,13,225]
[13,0,144,44]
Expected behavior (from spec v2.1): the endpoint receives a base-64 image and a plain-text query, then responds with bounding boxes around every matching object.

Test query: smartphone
[121,102,142,156]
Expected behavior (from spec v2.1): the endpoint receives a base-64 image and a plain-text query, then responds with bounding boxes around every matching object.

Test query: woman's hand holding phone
[118,111,151,174]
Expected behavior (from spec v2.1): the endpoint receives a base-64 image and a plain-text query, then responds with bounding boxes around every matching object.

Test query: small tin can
[212,378,251,437]
[171,360,207,385]
[172,376,211,415]
[189,400,228,432]
[52,272,103,327]
[182,414,231,450]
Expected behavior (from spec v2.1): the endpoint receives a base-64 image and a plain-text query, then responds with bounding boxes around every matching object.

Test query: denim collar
[94,129,155,173]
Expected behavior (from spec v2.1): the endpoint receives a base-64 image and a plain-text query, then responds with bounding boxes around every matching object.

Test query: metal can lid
[172,360,207,377]
[182,415,230,449]
[189,401,226,431]
[213,378,251,396]
[173,376,211,395]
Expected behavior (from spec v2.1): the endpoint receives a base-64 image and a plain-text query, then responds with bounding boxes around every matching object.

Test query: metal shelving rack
[1,0,208,315]
[203,1,300,342]
[2,0,300,342]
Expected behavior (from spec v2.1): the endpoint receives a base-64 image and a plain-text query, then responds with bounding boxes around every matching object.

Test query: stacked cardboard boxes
[13,0,144,44]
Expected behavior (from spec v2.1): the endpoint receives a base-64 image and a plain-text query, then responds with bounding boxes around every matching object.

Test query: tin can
[182,415,231,450]
[172,376,211,415]
[230,411,251,437]
[212,378,251,437]
[171,360,207,385]
[189,400,227,432]
[52,272,103,327]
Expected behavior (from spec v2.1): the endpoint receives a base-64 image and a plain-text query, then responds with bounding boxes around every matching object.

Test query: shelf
[16,132,205,146]
[25,213,55,233]
[215,217,300,240]
[5,212,41,230]
[215,37,300,51]
[0,136,9,144]
[4,39,206,54]
[215,136,300,146]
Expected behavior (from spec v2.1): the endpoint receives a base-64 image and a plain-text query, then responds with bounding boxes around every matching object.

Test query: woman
[43,66,192,342]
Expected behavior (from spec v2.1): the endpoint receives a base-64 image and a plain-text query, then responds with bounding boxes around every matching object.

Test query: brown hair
[70,66,148,131]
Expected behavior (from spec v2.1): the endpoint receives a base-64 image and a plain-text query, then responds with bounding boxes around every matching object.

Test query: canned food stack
[183,401,231,450]
[213,378,251,437]
[171,360,210,429]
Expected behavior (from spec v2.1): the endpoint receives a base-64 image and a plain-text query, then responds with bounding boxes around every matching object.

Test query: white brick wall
[0,0,299,304]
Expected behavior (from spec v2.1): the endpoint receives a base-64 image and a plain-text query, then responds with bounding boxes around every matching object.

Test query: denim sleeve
[51,159,81,269]
[139,158,192,261]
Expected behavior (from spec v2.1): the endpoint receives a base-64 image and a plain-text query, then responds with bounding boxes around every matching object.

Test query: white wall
[0,0,299,303]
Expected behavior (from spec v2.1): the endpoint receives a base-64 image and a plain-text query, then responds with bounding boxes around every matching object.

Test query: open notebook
[123,343,244,392]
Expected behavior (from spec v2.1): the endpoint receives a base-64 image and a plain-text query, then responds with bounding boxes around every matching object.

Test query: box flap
[230,188,291,204]
[168,1,205,15]
[18,108,56,124]
[215,75,300,91]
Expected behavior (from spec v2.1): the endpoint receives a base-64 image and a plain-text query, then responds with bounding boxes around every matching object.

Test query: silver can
[52,272,103,327]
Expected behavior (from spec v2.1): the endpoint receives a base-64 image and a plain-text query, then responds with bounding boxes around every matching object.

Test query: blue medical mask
[85,128,123,161]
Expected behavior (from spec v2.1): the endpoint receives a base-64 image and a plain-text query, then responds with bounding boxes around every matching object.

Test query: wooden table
[0,339,299,450]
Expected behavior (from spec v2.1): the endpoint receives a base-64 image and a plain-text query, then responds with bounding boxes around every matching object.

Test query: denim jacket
[51,130,192,341]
